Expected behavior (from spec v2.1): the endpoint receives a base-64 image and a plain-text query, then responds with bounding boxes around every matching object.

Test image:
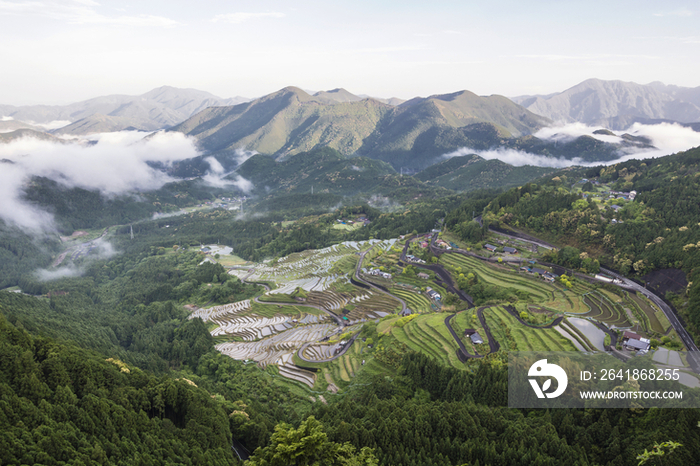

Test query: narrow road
[486,225,700,372]
[400,237,474,306]
[503,305,563,329]
[444,314,474,360]
[444,306,500,359]
[476,307,501,354]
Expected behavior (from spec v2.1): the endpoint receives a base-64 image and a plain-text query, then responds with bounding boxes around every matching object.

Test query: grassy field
[216,254,248,266]
[332,222,363,231]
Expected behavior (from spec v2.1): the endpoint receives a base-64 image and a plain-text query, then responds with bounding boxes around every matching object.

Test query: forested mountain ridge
[415,154,556,192]
[170,87,551,170]
[171,85,660,170]
[3,172,700,464]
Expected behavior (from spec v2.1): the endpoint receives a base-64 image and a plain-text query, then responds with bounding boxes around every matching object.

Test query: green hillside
[0,128,61,143]
[444,145,700,339]
[172,87,550,170]
[172,87,391,157]
[236,147,398,196]
[415,154,555,192]
[172,86,660,171]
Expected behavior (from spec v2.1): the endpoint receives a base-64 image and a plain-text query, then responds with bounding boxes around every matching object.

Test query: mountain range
[170,86,550,169]
[512,78,700,129]
[0,86,249,134]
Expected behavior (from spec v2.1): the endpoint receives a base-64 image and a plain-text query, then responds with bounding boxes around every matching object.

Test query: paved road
[444,306,500,359]
[400,236,474,305]
[355,244,408,313]
[444,314,474,360]
[486,226,700,371]
[503,305,563,329]
[599,267,700,370]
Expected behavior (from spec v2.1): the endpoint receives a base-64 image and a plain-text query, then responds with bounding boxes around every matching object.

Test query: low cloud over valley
[442,123,700,168]
[0,131,247,232]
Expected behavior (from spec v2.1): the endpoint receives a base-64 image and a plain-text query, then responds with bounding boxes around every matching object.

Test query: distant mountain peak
[512,78,700,129]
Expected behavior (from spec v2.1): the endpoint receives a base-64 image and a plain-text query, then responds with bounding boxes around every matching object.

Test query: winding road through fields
[355,244,408,313]
[482,226,700,371]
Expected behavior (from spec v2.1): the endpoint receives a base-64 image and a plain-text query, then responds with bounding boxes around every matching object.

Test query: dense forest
[2,146,700,464]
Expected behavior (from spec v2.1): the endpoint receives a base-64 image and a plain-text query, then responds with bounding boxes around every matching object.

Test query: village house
[484,244,497,252]
[621,331,650,352]
[417,272,429,279]
[368,268,392,279]
[503,246,517,254]
[463,329,484,345]
[425,287,441,301]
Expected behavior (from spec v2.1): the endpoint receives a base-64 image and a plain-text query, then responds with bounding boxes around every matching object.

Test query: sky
[0,0,699,105]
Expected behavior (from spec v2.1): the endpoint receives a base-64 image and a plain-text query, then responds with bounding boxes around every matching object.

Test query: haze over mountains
[0,86,249,134]
[513,78,700,130]
[3,79,700,176]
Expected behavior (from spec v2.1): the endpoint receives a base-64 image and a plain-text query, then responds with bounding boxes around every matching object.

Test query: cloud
[516,53,660,61]
[0,1,180,27]
[30,120,71,130]
[35,264,84,281]
[442,147,584,168]
[534,123,622,144]
[0,160,56,232]
[0,130,200,231]
[201,154,254,193]
[34,237,116,281]
[442,122,700,168]
[212,12,285,24]
[1,116,14,121]
[654,8,693,17]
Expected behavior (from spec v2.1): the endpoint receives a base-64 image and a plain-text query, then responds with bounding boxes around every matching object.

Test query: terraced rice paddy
[390,314,463,368]
[216,323,338,367]
[581,291,631,328]
[277,364,317,388]
[482,306,577,352]
[302,342,344,360]
[628,292,667,333]
[439,254,552,301]
[229,239,397,294]
[390,288,434,313]
[543,287,591,314]
[188,300,251,321]
[566,318,606,351]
